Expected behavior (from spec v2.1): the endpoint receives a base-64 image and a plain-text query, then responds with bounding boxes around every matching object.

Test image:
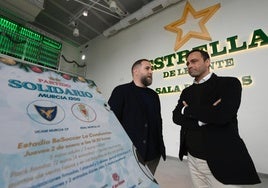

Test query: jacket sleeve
[108,86,124,122]
[155,93,166,160]
[184,77,242,125]
[172,90,196,127]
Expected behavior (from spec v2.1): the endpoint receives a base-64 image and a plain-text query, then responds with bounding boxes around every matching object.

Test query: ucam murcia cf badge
[27,100,65,125]
[34,105,57,121]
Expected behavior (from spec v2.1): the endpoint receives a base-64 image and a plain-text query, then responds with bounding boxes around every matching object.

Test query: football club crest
[71,103,96,122]
[34,105,57,121]
[27,100,65,125]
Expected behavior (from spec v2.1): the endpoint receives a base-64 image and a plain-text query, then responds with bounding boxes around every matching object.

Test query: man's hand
[182,101,188,107]
[183,99,221,107]
[213,98,221,106]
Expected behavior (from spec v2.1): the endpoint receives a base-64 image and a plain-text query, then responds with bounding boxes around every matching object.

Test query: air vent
[128,18,138,25]
[109,29,118,35]
[103,28,118,37]
[152,4,164,13]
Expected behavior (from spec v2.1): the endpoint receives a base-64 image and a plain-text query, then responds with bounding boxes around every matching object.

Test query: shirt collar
[194,72,212,84]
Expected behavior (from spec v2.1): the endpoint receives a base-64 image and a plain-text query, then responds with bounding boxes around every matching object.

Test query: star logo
[164,1,221,51]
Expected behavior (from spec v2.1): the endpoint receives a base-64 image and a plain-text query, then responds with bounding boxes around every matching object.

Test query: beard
[141,76,152,86]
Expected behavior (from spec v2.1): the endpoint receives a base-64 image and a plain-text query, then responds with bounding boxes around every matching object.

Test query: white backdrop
[84,0,268,174]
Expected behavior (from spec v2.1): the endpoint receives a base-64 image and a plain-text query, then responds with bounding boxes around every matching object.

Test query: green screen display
[0,16,62,69]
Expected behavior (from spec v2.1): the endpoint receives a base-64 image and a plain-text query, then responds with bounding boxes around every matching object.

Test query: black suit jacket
[172,73,260,184]
[108,81,166,161]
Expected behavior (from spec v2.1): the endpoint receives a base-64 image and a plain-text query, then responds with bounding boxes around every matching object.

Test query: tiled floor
[154,156,268,188]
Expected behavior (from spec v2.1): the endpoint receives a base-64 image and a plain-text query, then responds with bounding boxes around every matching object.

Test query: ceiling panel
[0,0,183,47]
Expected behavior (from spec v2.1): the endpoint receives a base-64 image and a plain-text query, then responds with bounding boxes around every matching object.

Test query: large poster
[0,56,159,188]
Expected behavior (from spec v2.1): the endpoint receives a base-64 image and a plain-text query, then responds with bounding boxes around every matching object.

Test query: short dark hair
[186,49,210,61]
[131,59,149,74]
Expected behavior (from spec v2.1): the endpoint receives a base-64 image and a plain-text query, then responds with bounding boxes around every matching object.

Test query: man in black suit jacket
[172,49,260,187]
[108,59,166,175]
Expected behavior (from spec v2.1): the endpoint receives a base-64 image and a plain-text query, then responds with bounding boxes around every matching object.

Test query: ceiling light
[108,0,127,16]
[70,20,77,27]
[73,28,79,37]
[109,0,118,12]
[82,10,88,16]
[81,54,86,60]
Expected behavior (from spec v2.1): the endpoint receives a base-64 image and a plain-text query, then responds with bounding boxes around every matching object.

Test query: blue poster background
[0,56,159,188]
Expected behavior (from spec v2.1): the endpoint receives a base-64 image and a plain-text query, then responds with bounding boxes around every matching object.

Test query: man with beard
[108,59,166,175]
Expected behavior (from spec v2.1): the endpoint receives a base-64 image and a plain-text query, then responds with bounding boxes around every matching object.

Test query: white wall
[84,0,268,173]
[59,41,85,76]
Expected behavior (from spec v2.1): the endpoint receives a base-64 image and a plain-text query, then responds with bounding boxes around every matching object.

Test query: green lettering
[153,57,164,70]
[242,75,253,86]
[163,54,176,67]
[155,88,161,94]
[248,29,268,48]
[177,67,188,76]
[163,72,170,78]
[209,41,227,56]
[174,85,181,92]
[176,50,189,65]
[225,58,234,67]
[161,87,168,94]
[214,60,225,69]
[227,36,247,53]
[170,70,176,77]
